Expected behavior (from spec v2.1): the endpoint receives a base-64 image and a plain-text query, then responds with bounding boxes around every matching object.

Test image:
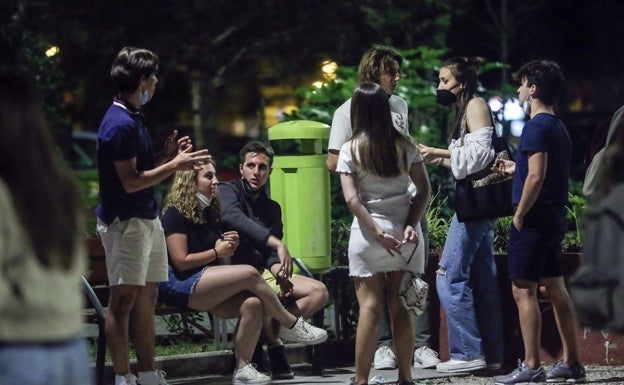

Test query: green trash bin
[268,120,331,274]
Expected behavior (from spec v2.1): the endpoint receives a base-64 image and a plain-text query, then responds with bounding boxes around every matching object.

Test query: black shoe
[267,344,294,379]
[250,344,270,374]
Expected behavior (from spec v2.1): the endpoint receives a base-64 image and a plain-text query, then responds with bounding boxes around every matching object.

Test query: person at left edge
[95,46,210,385]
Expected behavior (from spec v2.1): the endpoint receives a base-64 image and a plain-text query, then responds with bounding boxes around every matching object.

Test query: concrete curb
[100,340,350,383]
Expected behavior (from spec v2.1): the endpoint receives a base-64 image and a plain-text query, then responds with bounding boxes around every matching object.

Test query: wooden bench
[82,237,324,385]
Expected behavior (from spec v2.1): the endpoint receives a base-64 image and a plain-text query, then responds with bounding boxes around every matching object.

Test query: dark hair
[513,60,565,106]
[349,82,413,177]
[441,56,485,140]
[358,46,403,84]
[110,46,159,94]
[239,141,275,167]
[0,70,83,270]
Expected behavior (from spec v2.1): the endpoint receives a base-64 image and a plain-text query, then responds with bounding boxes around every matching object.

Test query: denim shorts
[507,204,566,282]
[158,265,206,308]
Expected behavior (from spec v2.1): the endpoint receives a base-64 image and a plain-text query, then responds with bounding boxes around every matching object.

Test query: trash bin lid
[268,120,329,140]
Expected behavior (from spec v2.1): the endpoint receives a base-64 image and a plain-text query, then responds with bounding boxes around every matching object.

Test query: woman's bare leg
[387,271,414,383]
[207,292,263,369]
[352,274,384,385]
[187,265,298,327]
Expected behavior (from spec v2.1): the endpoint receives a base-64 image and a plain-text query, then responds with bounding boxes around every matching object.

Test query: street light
[45,46,60,58]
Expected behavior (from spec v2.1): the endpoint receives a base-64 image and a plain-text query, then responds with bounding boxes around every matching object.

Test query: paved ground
[163,364,624,385]
[165,365,466,384]
[157,366,624,385]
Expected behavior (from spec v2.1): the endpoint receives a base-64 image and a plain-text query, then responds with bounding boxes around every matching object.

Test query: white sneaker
[413,346,441,369]
[373,346,396,370]
[278,317,328,345]
[232,363,272,385]
[137,370,167,385]
[115,373,137,385]
[436,358,486,373]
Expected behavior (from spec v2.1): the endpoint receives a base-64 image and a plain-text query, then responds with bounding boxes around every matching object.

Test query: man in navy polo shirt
[96,46,209,385]
[493,60,586,385]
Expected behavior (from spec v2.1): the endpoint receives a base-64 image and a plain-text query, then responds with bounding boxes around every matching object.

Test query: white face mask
[196,192,212,210]
[139,89,149,106]
[522,96,531,115]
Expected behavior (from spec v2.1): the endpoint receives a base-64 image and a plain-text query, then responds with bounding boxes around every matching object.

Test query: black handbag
[454,112,514,223]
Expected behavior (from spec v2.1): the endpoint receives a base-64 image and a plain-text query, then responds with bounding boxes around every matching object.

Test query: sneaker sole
[546,378,586,383]
[495,382,546,385]
[373,363,396,370]
[283,333,328,345]
[414,360,441,369]
[436,362,487,373]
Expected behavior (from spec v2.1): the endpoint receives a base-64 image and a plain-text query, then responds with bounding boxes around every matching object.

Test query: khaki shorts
[262,268,281,295]
[97,217,168,286]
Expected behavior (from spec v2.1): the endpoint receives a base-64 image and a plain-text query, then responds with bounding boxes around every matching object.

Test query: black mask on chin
[241,177,266,196]
[436,89,458,107]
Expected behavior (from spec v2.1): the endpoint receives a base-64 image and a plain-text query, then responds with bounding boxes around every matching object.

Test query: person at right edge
[492,60,586,385]
[418,57,504,373]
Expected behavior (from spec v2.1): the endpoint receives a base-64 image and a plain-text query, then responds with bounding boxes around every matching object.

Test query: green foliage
[1,4,72,152]
[158,313,208,343]
[426,189,451,253]
[75,169,99,236]
[493,216,513,253]
[330,218,352,266]
[562,192,587,252]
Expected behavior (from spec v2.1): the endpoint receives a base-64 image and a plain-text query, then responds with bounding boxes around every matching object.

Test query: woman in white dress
[336,81,431,385]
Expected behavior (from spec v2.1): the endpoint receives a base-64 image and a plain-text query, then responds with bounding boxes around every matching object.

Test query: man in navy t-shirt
[96,47,209,385]
[493,60,586,385]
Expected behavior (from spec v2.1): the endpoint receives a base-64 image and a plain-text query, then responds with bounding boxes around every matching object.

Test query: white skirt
[348,217,425,277]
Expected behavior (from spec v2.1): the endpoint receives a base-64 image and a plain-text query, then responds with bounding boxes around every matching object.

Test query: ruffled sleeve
[448,126,495,180]
[336,141,356,174]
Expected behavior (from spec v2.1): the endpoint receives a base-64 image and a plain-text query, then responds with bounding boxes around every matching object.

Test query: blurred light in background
[45,46,60,57]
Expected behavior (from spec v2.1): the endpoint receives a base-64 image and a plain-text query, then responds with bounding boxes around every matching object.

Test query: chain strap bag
[454,111,514,222]
[397,243,428,316]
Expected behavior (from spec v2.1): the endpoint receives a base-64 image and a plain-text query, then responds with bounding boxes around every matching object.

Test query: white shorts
[97,217,168,286]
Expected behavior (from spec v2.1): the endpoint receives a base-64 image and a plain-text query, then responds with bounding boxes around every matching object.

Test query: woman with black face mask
[418,57,504,374]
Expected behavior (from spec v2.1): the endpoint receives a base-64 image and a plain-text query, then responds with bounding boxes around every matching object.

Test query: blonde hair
[162,158,220,225]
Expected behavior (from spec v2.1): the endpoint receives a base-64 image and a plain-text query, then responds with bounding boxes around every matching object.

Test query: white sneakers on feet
[278,317,328,345]
[413,346,441,368]
[373,346,396,370]
[137,370,167,385]
[115,373,137,385]
[232,363,272,385]
[436,358,486,373]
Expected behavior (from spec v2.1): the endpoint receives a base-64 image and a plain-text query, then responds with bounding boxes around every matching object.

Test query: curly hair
[162,158,220,225]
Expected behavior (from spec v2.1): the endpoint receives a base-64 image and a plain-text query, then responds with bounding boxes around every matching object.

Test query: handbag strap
[459,99,499,143]
[459,99,510,155]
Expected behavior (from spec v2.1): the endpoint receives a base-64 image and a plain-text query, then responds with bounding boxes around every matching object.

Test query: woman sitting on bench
[158,158,327,385]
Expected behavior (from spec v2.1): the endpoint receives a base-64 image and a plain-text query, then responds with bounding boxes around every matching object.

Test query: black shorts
[507,204,567,282]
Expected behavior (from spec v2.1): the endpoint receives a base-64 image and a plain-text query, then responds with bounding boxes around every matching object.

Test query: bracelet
[212,248,218,258]
[378,231,386,238]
